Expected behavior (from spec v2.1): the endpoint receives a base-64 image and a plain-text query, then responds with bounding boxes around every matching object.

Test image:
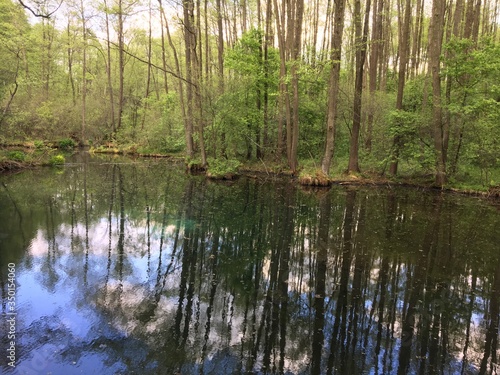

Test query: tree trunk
[348,0,371,173]
[182,0,196,159]
[429,0,447,186]
[321,0,347,175]
[117,0,125,131]
[388,0,411,175]
[103,0,116,133]
[160,0,191,154]
[80,0,87,144]
[365,0,382,152]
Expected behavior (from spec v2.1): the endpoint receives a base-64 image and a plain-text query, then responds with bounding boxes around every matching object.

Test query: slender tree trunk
[160,0,191,154]
[216,0,226,157]
[289,0,304,172]
[102,0,116,133]
[365,0,382,152]
[141,0,153,130]
[348,0,371,173]
[158,3,169,95]
[389,0,411,175]
[117,0,125,131]
[183,0,196,159]
[321,0,347,174]
[429,0,447,186]
[66,18,76,106]
[80,0,87,144]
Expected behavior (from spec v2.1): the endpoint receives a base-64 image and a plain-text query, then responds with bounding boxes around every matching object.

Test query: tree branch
[17,0,63,18]
[106,39,197,87]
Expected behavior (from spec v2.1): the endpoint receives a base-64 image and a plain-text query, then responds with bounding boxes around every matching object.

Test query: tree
[0,0,28,127]
[347,0,371,173]
[273,0,304,172]
[321,0,347,175]
[429,0,447,186]
[388,0,412,175]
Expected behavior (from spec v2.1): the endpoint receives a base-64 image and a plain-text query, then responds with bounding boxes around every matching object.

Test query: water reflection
[0,155,499,374]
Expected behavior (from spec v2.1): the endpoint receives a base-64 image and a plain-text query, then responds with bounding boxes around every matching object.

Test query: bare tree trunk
[158,3,169,95]
[348,0,371,173]
[159,0,191,154]
[388,0,411,175]
[80,0,87,144]
[183,0,196,159]
[216,0,226,157]
[141,0,153,130]
[429,0,447,186]
[321,0,347,175]
[365,0,382,152]
[117,0,125,131]
[289,0,305,172]
[103,0,116,133]
[66,18,76,106]
[183,0,206,166]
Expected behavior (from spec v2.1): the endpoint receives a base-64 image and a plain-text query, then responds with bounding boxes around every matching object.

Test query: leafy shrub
[207,157,241,179]
[7,151,26,162]
[49,154,65,166]
[58,138,76,150]
[33,140,45,149]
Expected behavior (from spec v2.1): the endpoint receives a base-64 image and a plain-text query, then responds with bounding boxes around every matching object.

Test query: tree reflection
[0,158,499,374]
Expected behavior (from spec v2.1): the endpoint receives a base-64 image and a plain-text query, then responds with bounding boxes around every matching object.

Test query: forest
[0,0,499,187]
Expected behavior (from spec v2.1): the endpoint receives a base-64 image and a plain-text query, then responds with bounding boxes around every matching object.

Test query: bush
[206,157,241,179]
[33,140,45,149]
[58,138,76,150]
[49,154,65,166]
[7,151,26,162]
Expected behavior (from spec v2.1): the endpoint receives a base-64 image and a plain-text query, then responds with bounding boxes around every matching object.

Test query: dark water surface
[0,153,499,374]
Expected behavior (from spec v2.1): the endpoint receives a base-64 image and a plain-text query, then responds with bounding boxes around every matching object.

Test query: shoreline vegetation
[1,142,499,200]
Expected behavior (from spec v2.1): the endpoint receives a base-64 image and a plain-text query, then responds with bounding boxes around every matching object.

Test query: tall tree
[103,0,116,133]
[347,0,371,173]
[365,0,384,152]
[388,0,412,175]
[429,0,447,185]
[321,0,347,174]
[273,0,304,172]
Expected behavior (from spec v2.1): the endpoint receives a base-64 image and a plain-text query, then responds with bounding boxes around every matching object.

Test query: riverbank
[0,142,67,173]
[2,143,499,199]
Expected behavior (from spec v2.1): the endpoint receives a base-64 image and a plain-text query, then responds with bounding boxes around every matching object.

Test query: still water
[0,153,499,374]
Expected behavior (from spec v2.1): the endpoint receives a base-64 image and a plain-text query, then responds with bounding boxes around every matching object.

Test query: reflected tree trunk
[397,197,442,375]
[327,190,356,374]
[479,255,500,375]
[311,193,331,374]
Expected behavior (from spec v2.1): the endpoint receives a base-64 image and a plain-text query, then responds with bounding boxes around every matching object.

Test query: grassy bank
[0,141,69,173]
[2,141,499,198]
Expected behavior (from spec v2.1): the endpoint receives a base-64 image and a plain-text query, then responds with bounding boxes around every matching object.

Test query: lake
[0,153,499,374]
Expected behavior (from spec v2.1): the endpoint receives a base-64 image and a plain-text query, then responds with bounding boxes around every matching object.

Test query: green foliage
[207,157,241,178]
[49,154,65,166]
[58,138,76,150]
[387,110,433,171]
[7,150,26,162]
[33,140,45,149]
[443,37,500,182]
